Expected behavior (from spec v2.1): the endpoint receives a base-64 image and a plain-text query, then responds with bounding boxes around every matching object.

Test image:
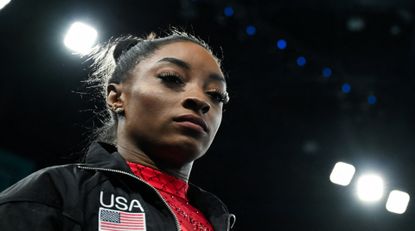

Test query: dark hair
[87,30,221,145]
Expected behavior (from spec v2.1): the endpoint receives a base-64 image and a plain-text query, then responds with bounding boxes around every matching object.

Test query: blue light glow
[224,6,234,17]
[342,83,351,93]
[322,67,332,78]
[246,25,256,36]
[276,39,287,50]
[368,95,377,105]
[296,56,306,67]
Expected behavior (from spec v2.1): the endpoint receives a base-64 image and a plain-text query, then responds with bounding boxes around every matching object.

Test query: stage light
[322,67,332,78]
[246,25,256,36]
[64,21,98,55]
[342,83,351,94]
[368,95,377,105]
[276,39,287,50]
[386,190,410,214]
[347,17,365,32]
[356,174,384,202]
[390,25,401,35]
[330,162,356,186]
[296,56,306,67]
[0,0,11,10]
[224,6,234,17]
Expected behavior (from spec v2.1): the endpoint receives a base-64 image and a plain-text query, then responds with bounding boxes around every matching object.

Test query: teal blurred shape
[0,149,35,191]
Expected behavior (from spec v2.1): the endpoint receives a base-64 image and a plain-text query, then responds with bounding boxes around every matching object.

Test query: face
[115,41,227,166]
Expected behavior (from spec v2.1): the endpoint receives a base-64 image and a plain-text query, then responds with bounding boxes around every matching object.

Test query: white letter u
[100,191,114,208]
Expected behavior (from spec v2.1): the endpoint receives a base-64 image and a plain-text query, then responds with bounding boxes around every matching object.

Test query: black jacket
[0,142,235,231]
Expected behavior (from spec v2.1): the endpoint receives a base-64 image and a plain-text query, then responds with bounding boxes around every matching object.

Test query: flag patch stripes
[99,207,146,231]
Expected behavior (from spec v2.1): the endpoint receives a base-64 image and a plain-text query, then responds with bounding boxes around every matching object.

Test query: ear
[106,83,124,110]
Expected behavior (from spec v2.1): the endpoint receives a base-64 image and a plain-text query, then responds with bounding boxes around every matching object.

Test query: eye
[157,72,184,85]
[207,90,230,104]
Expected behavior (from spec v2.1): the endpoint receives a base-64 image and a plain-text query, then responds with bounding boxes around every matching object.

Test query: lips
[173,114,209,133]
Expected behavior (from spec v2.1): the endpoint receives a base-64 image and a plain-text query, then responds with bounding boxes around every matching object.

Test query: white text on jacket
[99,191,145,212]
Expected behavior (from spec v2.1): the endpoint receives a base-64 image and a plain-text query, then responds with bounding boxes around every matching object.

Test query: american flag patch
[99,207,146,231]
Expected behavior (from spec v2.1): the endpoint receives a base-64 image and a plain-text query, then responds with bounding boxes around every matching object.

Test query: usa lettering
[100,191,144,212]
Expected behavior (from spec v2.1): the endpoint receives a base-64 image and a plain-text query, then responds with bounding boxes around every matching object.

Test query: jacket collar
[84,142,235,230]
[188,184,234,230]
[84,142,132,173]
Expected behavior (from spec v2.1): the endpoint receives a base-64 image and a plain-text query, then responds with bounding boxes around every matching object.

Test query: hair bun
[113,38,141,63]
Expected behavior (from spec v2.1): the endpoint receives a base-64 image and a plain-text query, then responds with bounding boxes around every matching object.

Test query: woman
[0,30,235,231]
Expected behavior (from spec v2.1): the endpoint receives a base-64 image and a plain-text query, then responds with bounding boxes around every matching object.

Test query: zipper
[228,213,236,230]
[78,165,181,231]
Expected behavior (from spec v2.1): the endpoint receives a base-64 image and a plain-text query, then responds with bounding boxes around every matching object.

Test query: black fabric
[0,142,235,231]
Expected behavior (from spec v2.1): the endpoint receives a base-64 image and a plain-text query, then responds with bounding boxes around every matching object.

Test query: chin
[156,137,208,166]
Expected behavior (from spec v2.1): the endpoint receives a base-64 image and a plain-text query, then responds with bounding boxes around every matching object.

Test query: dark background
[1,0,414,230]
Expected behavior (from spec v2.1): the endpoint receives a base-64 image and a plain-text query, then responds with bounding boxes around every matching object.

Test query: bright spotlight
[0,0,11,10]
[356,174,384,202]
[64,21,98,55]
[386,190,410,214]
[330,162,356,186]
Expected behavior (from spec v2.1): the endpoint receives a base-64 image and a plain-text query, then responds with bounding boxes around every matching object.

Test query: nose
[182,97,211,114]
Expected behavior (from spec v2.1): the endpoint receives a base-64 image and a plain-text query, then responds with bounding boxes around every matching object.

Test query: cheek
[123,88,174,143]
[209,111,223,135]
[129,88,173,119]
[138,92,163,113]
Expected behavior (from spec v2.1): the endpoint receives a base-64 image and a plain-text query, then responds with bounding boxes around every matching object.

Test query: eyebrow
[208,73,226,84]
[157,57,226,83]
[157,57,191,70]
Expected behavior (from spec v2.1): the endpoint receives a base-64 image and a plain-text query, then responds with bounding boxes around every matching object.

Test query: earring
[115,107,124,114]
[111,105,124,114]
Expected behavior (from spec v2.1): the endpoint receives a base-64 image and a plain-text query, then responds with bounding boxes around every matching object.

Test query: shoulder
[0,164,86,206]
[0,165,88,229]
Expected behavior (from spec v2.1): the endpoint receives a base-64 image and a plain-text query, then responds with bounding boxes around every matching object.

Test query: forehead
[144,41,223,75]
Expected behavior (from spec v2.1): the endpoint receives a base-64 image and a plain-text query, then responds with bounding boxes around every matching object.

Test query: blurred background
[0,0,414,230]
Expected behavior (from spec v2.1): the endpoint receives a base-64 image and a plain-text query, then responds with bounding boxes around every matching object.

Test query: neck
[116,141,193,182]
